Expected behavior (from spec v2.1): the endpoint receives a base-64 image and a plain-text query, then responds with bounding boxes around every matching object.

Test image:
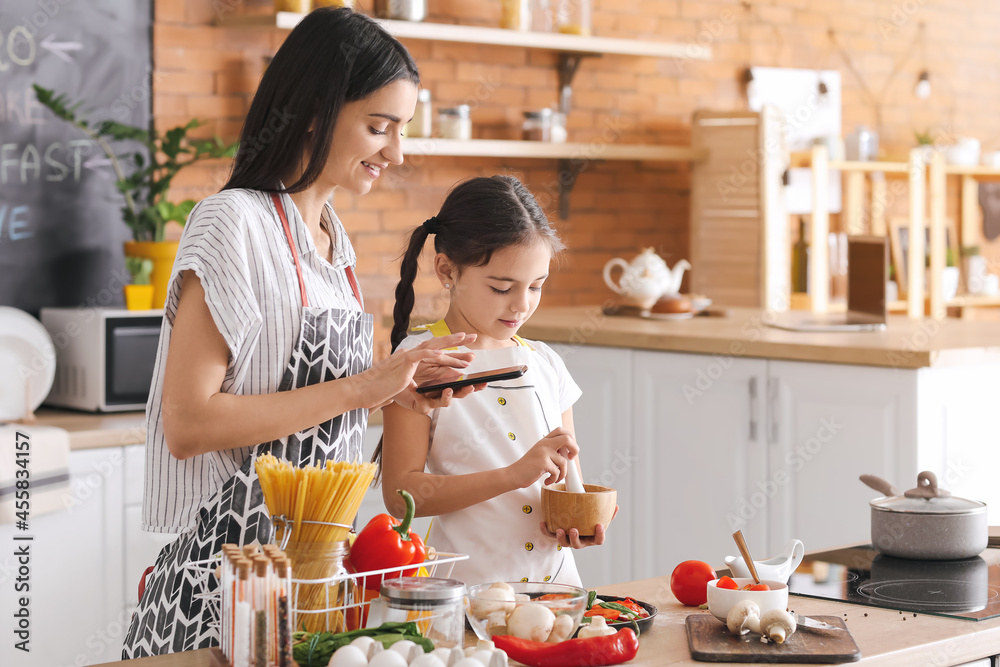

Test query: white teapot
[603,248,691,309]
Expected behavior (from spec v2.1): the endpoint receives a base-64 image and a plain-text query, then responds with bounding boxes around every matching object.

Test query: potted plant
[33,85,237,308]
[124,258,154,310]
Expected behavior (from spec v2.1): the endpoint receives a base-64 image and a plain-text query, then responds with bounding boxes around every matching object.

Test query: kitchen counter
[91,562,1000,667]
[518,306,1000,369]
[28,407,385,451]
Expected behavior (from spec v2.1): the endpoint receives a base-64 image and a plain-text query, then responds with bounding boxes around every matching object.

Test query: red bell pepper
[348,489,427,592]
[492,628,639,667]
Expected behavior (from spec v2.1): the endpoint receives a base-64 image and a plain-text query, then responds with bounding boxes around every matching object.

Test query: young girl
[379,176,613,586]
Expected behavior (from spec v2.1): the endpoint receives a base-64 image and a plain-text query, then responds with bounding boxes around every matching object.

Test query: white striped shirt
[142,188,363,533]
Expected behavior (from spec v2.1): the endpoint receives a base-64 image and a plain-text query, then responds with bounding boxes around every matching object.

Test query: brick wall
[156,0,1000,355]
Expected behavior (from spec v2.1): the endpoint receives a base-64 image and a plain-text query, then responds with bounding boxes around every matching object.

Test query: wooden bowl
[541,483,617,537]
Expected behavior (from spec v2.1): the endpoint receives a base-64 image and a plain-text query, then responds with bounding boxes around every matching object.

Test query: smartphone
[415,364,528,394]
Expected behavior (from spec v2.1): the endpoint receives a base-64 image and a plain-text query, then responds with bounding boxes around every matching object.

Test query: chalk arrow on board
[40,35,83,63]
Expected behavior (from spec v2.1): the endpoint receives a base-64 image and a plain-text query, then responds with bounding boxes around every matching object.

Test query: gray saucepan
[859,471,988,561]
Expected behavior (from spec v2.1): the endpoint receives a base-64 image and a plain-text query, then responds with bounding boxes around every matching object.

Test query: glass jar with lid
[522,109,553,142]
[501,0,530,31]
[366,577,466,648]
[404,89,433,138]
[438,105,472,140]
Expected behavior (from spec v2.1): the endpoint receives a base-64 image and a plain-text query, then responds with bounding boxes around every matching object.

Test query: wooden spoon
[732,530,761,585]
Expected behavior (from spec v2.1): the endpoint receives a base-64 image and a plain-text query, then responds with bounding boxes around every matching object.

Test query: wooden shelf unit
[222,13,710,60]
[400,138,708,161]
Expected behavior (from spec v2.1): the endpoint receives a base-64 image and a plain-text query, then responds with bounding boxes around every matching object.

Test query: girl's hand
[507,428,579,489]
[537,505,619,549]
[352,332,475,411]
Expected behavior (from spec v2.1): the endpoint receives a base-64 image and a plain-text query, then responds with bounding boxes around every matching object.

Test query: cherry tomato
[670,560,717,606]
[716,576,739,590]
[745,583,770,591]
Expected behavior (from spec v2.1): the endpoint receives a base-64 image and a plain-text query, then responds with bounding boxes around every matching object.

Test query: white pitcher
[603,248,691,309]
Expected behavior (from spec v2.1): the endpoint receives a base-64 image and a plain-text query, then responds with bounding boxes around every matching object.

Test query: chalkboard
[0,0,151,315]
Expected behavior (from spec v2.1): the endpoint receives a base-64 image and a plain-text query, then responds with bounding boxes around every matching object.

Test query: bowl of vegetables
[466,581,588,643]
[706,577,788,622]
[579,592,657,636]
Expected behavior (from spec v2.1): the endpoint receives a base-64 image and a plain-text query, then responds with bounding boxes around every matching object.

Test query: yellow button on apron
[556,545,562,551]
[508,432,516,440]
[521,577,529,583]
[524,542,534,552]
[543,575,552,582]
[522,505,532,514]
[498,397,507,406]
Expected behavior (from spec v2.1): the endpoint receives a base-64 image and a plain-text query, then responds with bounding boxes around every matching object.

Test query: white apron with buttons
[415,321,580,587]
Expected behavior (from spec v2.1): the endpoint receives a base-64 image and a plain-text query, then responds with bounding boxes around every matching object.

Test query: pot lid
[871,494,986,514]
[869,471,986,514]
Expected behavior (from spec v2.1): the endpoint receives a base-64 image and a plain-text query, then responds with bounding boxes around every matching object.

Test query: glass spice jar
[556,0,591,36]
[501,0,530,31]
[404,89,433,139]
[522,109,553,142]
[550,110,568,143]
[367,577,467,648]
[438,105,472,140]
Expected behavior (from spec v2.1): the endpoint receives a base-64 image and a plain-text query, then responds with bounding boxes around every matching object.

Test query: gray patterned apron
[123,194,373,658]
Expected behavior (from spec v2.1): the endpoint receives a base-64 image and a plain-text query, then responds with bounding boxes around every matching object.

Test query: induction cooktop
[786,545,1000,621]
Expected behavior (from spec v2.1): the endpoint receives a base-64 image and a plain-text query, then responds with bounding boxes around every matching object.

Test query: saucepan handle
[859,474,901,497]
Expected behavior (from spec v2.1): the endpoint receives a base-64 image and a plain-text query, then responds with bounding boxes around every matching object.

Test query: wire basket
[272,515,469,634]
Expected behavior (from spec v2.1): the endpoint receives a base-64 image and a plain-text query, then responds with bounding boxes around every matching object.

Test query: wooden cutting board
[686,615,862,663]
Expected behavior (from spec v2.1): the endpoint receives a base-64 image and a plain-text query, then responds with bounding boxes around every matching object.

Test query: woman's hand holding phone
[352,332,479,412]
[507,427,579,490]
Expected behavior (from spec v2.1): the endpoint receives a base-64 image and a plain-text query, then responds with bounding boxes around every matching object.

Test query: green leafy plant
[915,130,934,146]
[33,84,237,242]
[126,257,153,285]
[962,245,981,257]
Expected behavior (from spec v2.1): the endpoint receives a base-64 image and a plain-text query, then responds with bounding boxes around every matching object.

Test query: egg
[470,650,495,666]
[453,659,484,667]
[410,654,446,667]
[389,640,420,664]
[431,646,460,667]
[329,645,369,667]
[350,636,380,660]
[368,648,409,667]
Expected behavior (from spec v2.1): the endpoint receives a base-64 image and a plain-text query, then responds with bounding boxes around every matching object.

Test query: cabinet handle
[748,377,758,442]
[768,378,779,444]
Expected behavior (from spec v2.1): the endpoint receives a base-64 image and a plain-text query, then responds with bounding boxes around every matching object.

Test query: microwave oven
[40,307,163,412]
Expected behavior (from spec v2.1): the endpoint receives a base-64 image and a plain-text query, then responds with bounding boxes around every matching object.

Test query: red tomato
[716,576,739,590]
[746,583,770,591]
[670,560,717,606]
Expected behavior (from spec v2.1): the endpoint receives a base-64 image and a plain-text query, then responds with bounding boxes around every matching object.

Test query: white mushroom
[578,615,617,639]
[726,600,761,636]
[506,603,556,642]
[484,609,509,637]
[759,609,797,644]
[490,582,515,593]
[472,587,516,620]
[546,614,576,643]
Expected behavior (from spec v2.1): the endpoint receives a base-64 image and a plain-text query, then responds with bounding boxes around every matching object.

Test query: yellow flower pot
[123,284,155,311]
[124,241,179,309]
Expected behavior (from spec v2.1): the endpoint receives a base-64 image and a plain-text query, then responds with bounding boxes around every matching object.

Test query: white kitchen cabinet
[0,448,126,667]
[549,344,635,588]
[630,350,769,582]
[767,360,919,554]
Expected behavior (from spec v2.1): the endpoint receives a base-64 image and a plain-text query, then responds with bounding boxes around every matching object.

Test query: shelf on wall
[400,138,708,161]
[221,13,711,60]
[944,164,1000,180]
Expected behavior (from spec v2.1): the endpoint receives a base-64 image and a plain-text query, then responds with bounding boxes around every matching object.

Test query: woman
[123,8,474,657]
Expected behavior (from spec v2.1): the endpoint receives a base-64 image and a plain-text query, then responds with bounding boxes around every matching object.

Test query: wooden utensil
[733,530,762,585]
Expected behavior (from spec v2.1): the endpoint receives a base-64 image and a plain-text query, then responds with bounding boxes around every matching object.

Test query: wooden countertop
[519,306,1000,369]
[28,407,385,452]
[29,408,147,451]
[92,572,1000,667]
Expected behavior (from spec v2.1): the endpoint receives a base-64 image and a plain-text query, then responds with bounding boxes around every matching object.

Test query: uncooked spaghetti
[254,454,376,633]
[255,454,376,544]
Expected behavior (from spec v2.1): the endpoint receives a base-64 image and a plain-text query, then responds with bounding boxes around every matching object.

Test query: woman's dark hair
[390,175,565,351]
[223,7,419,193]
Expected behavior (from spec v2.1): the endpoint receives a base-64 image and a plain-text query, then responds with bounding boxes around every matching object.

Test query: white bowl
[705,578,789,622]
